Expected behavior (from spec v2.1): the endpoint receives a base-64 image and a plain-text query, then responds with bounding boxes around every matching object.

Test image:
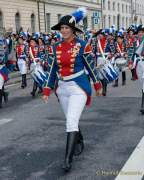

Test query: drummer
[29,35,43,97]
[94,29,114,96]
[113,30,128,87]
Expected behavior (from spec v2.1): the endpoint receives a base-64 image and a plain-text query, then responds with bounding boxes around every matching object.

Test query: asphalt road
[0,71,144,180]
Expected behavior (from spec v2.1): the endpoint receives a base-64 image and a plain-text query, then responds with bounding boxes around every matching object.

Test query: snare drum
[98,62,118,83]
[115,58,127,71]
[0,65,9,82]
[30,62,47,88]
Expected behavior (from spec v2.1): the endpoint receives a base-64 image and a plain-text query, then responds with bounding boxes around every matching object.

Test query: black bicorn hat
[127,27,135,33]
[51,7,87,33]
[136,24,144,33]
[51,15,83,33]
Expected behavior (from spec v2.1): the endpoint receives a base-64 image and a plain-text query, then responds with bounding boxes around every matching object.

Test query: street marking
[5,82,20,88]
[0,118,13,126]
[115,136,144,180]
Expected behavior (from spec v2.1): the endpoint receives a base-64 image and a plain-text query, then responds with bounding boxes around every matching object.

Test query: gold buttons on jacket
[70,58,75,62]
[57,60,61,64]
[56,51,62,54]
[57,55,61,58]
[70,64,74,67]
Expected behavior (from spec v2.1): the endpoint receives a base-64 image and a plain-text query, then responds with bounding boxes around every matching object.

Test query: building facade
[102,0,144,29]
[0,0,102,33]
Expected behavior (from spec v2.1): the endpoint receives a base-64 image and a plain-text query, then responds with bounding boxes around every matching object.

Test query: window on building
[122,4,124,13]
[129,17,131,25]
[113,2,115,11]
[83,17,88,31]
[91,16,94,30]
[108,1,110,10]
[103,15,106,28]
[126,17,128,28]
[118,3,120,12]
[122,17,124,26]
[46,13,50,33]
[15,12,21,33]
[117,14,120,29]
[113,16,116,24]
[0,11,3,30]
[126,5,127,13]
[129,5,131,13]
[109,15,111,26]
[103,0,105,10]
[58,14,61,22]
[31,14,35,33]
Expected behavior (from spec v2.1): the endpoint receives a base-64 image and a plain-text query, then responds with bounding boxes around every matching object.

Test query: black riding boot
[131,69,135,80]
[101,79,107,96]
[23,74,27,87]
[21,74,25,88]
[122,71,126,85]
[2,86,8,103]
[113,79,118,87]
[140,91,144,114]
[38,86,43,94]
[0,89,3,108]
[31,81,38,97]
[62,131,78,172]
[74,129,84,156]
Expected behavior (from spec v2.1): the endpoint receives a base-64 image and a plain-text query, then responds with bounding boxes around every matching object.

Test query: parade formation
[0,7,144,173]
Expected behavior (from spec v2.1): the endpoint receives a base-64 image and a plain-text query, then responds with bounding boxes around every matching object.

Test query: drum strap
[117,43,122,56]
[29,47,37,65]
[98,40,107,62]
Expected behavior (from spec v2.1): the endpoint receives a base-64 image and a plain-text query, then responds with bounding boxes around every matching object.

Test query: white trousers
[57,81,87,132]
[0,74,4,89]
[17,58,27,75]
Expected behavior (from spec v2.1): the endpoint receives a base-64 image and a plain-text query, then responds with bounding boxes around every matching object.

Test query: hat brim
[93,29,104,37]
[116,35,124,38]
[137,28,144,32]
[51,23,83,33]
[127,28,135,33]
[18,36,25,40]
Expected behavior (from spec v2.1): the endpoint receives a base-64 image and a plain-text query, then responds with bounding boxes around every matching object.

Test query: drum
[115,58,127,70]
[0,64,9,82]
[97,57,106,66]
[30,62,47,88]
[0,74,4,89]
[98,62,118,83]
